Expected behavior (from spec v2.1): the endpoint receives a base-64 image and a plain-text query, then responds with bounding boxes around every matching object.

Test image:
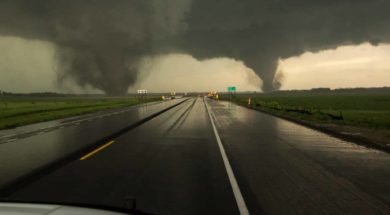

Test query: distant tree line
[0,91,84,98]
[272,87,390,94]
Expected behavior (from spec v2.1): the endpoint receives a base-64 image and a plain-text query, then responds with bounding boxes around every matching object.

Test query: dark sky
[0,0,389,94]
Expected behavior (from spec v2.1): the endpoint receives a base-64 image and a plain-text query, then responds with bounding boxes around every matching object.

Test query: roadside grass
[0,95,160,130]
[220,92,390,129]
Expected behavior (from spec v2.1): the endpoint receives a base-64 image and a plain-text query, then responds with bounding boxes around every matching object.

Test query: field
[0,94,160,130]
[221,90,390,129]
[219,89,390,150]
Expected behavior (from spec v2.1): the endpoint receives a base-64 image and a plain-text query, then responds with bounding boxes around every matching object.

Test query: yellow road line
[80,140,114,160]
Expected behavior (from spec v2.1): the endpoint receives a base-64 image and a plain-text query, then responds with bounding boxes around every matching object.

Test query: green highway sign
[227,86,236,92]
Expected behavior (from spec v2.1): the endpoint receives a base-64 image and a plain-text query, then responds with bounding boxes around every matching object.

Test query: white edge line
[0,134,17,138]
[204,98,250,215]
[0,103,159,139]
[6,138,18,143]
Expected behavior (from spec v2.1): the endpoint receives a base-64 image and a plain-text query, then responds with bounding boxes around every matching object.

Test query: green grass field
[221,91,390,129]
[0,95,160,130]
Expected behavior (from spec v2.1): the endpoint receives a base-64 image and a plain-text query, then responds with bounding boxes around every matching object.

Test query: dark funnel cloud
[1,0,390,93]
[174,0,390,91]
[0,0,191,95]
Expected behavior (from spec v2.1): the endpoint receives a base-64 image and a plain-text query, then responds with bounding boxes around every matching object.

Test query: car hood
[0,202,128,215]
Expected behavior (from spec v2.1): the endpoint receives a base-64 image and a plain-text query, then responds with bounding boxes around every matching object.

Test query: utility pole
[0,90,6,110]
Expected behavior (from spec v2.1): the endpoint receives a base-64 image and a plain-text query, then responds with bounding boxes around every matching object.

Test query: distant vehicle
[170,91,176,99]
[207,91,219,99]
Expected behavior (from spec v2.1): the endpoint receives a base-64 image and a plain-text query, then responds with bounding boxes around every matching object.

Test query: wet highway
[0,99,186,189]
[209,99,390,214]
[1,97,390,214]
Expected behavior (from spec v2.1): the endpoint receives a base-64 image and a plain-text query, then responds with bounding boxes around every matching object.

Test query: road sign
[227,86,236,92]
[137,89,147,94]
[137,89,148,103]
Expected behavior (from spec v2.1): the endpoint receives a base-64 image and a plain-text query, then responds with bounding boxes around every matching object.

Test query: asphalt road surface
[0,99,186,189]
[2,97,390,214]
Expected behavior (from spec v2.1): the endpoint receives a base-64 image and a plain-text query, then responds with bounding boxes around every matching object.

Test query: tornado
[1,0,390,93]
[0,0,191,95]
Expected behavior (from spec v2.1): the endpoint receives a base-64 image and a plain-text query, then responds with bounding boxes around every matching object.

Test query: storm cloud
[0,0,191,95]
[1,0,389,94]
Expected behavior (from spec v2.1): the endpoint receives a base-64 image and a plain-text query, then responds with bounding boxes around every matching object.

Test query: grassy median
[0,94,160,130]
